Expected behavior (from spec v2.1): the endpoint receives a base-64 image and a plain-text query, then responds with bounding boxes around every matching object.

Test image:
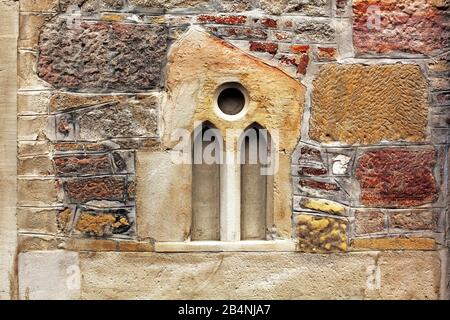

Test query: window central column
[220,131,241,242]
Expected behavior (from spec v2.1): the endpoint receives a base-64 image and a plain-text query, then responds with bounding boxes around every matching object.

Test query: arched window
[240,123,273,240]
[191,122,222,240]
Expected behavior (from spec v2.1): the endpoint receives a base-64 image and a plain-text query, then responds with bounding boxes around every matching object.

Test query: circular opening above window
[214,82,249,120]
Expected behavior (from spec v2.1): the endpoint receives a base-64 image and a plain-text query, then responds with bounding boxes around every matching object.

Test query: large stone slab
[353,0,449,55]
[77,251,442,299]
[136,151,192,242]
[18,251,81,300]
[356,148,438,207]
[310,64,428,145]
[37,18,167,91]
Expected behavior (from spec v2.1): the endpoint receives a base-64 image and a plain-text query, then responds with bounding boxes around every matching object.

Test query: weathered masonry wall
[1,0,449,299]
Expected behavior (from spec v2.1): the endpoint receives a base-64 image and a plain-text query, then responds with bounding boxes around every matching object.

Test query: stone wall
[5,0,450,299]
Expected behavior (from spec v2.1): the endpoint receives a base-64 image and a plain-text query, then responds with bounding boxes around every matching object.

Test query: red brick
[316,47,337,61]
[297,54,310,75]
[54,155,111,176]
[353,0,449,55]
[299,167,328,176]
[291,44,310,54]
[249,41,278,54]
[356,148,438,207]
[299,179,340,191]
[197,15,247,25]
[64,176,126,203]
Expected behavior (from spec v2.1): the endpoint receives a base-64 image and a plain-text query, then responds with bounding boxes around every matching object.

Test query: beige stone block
[310,64,428,145]
[18,251,80,300]
[18,116,54,141]
[78,251,441,300]
[17,178,60,206]
[20,0,59,12]
[18,50,50,89]
[18,155,54,176]
[19,13,51,49]
[366,251,441,300]
[18,235,57,252]
[18,141,52,156]
[17,208,58,234]
[18,91,51,115]
[136,151,192,242]
[57,238,118,252]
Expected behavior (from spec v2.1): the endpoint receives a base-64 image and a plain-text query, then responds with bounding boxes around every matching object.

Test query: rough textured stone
[78,251,440,299]
[294,20,335,42]
[18,251,80,300]
[64,176,126,203]
[355,211,385,235]
[353,0,450,55]
[60,0,124,12]
[129,0,210,10]
[356,149,438,207]
[37,18,167,91]
[351,237,437,251]
[301,198,346,215]
[54,155,111,176]
[77,97,158,140]
[216,0,252,12]
[75,210,132,237]
[310,64,428,145]
[260,0,331,16]
[295,214,348,253]
[389,211,436,231]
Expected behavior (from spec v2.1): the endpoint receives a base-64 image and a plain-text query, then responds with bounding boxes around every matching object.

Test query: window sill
[154,240,296,252]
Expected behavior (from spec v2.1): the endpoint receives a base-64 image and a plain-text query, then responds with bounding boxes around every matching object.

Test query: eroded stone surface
[54,155,111,176]
[356,148,438,207]
[295,214,348,253]
[389,211,436,231]
[37,18,167,91]
[64,176,127,203]
[77,251,441,299]
[60,0,124,12]
[353,0,449,55]
[310,64,429,145]
[77,97,158,140]
[75,210,132,237]
[354,211,385,235]
[129,0,210,10]
[260,0,331,16]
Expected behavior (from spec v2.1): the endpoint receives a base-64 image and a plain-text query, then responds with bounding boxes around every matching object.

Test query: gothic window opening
[191,122,222,241]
